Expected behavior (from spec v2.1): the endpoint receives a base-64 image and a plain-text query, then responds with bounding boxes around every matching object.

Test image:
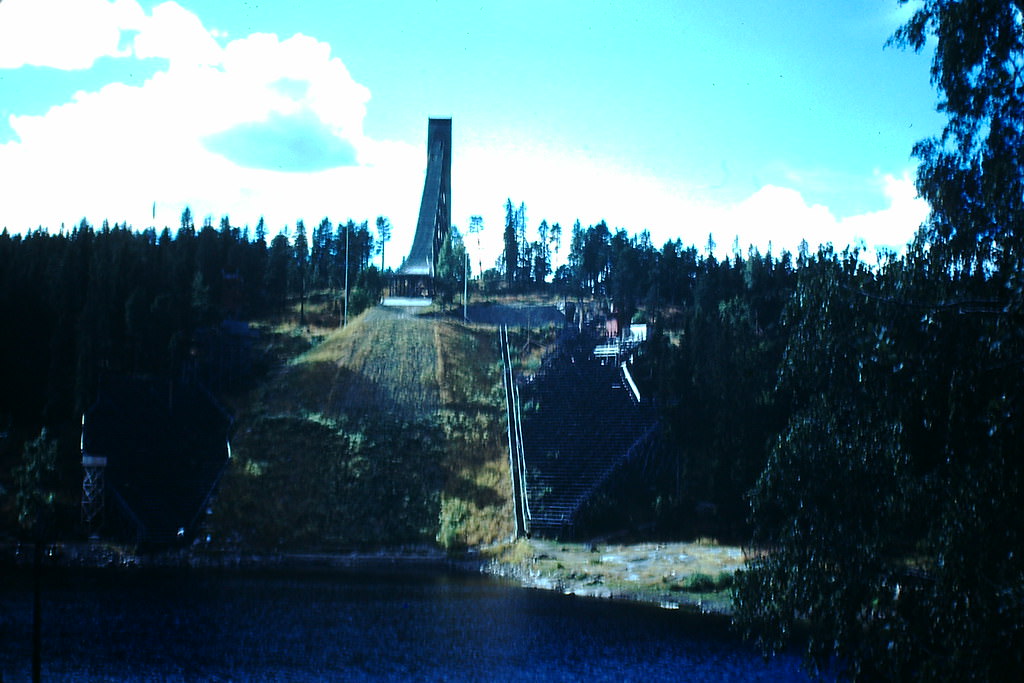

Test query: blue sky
[0,0,942,267]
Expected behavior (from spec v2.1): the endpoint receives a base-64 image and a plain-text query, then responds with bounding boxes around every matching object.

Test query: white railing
[620,361,641,404]
[500,326,530,537]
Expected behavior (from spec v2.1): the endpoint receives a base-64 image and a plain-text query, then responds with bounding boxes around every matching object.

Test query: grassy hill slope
[275,308,442,420]
[211,307,512,551]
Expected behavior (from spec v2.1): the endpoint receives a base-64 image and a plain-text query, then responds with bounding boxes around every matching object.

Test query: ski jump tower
[391,118,451,299]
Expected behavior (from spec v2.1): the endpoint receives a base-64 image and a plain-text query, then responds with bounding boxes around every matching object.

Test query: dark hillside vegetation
[0,213,383,539]
[212,414,446,549]
[731,3,1024,678]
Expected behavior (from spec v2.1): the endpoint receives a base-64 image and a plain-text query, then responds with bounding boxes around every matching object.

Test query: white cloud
[218,32,370,142]
[451,142,928,271]
[838,172,928,255]
[0,1,393,237]
[685,172,926,262]
[132,1,221,67]
[0,0,142,69]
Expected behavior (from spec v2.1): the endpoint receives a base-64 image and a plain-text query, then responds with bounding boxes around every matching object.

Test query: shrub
[436,496,471,551]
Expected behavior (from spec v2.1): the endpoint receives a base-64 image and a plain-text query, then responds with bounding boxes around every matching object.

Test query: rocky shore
[481,539,745,615]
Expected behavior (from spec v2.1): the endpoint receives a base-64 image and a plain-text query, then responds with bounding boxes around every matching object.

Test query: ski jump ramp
[388,118,451,300]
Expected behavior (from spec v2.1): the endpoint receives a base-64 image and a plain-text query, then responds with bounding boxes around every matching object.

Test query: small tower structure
[80,413,106,535]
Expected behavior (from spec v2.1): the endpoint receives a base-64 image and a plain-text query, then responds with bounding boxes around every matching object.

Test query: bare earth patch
[485,539,747,614]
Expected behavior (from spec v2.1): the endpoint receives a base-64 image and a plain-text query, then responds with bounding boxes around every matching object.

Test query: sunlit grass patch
[491,539,747,611]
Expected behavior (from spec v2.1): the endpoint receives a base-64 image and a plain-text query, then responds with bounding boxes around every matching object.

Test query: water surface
[0,567,810,681]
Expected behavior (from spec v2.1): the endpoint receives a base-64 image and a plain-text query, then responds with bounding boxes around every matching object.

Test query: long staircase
[511,329,658,537]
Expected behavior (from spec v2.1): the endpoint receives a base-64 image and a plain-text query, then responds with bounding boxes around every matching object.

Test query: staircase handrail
[500,326,530,537]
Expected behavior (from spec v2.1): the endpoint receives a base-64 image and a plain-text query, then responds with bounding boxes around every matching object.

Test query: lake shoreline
[0,541,475,574]
[479,539,742,616]
[1,538,742,618]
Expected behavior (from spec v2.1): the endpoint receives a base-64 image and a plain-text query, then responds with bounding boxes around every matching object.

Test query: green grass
[212,414,444,549]
[667,571,735,593]
[488,539,746,612]
[211,304,512,551]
